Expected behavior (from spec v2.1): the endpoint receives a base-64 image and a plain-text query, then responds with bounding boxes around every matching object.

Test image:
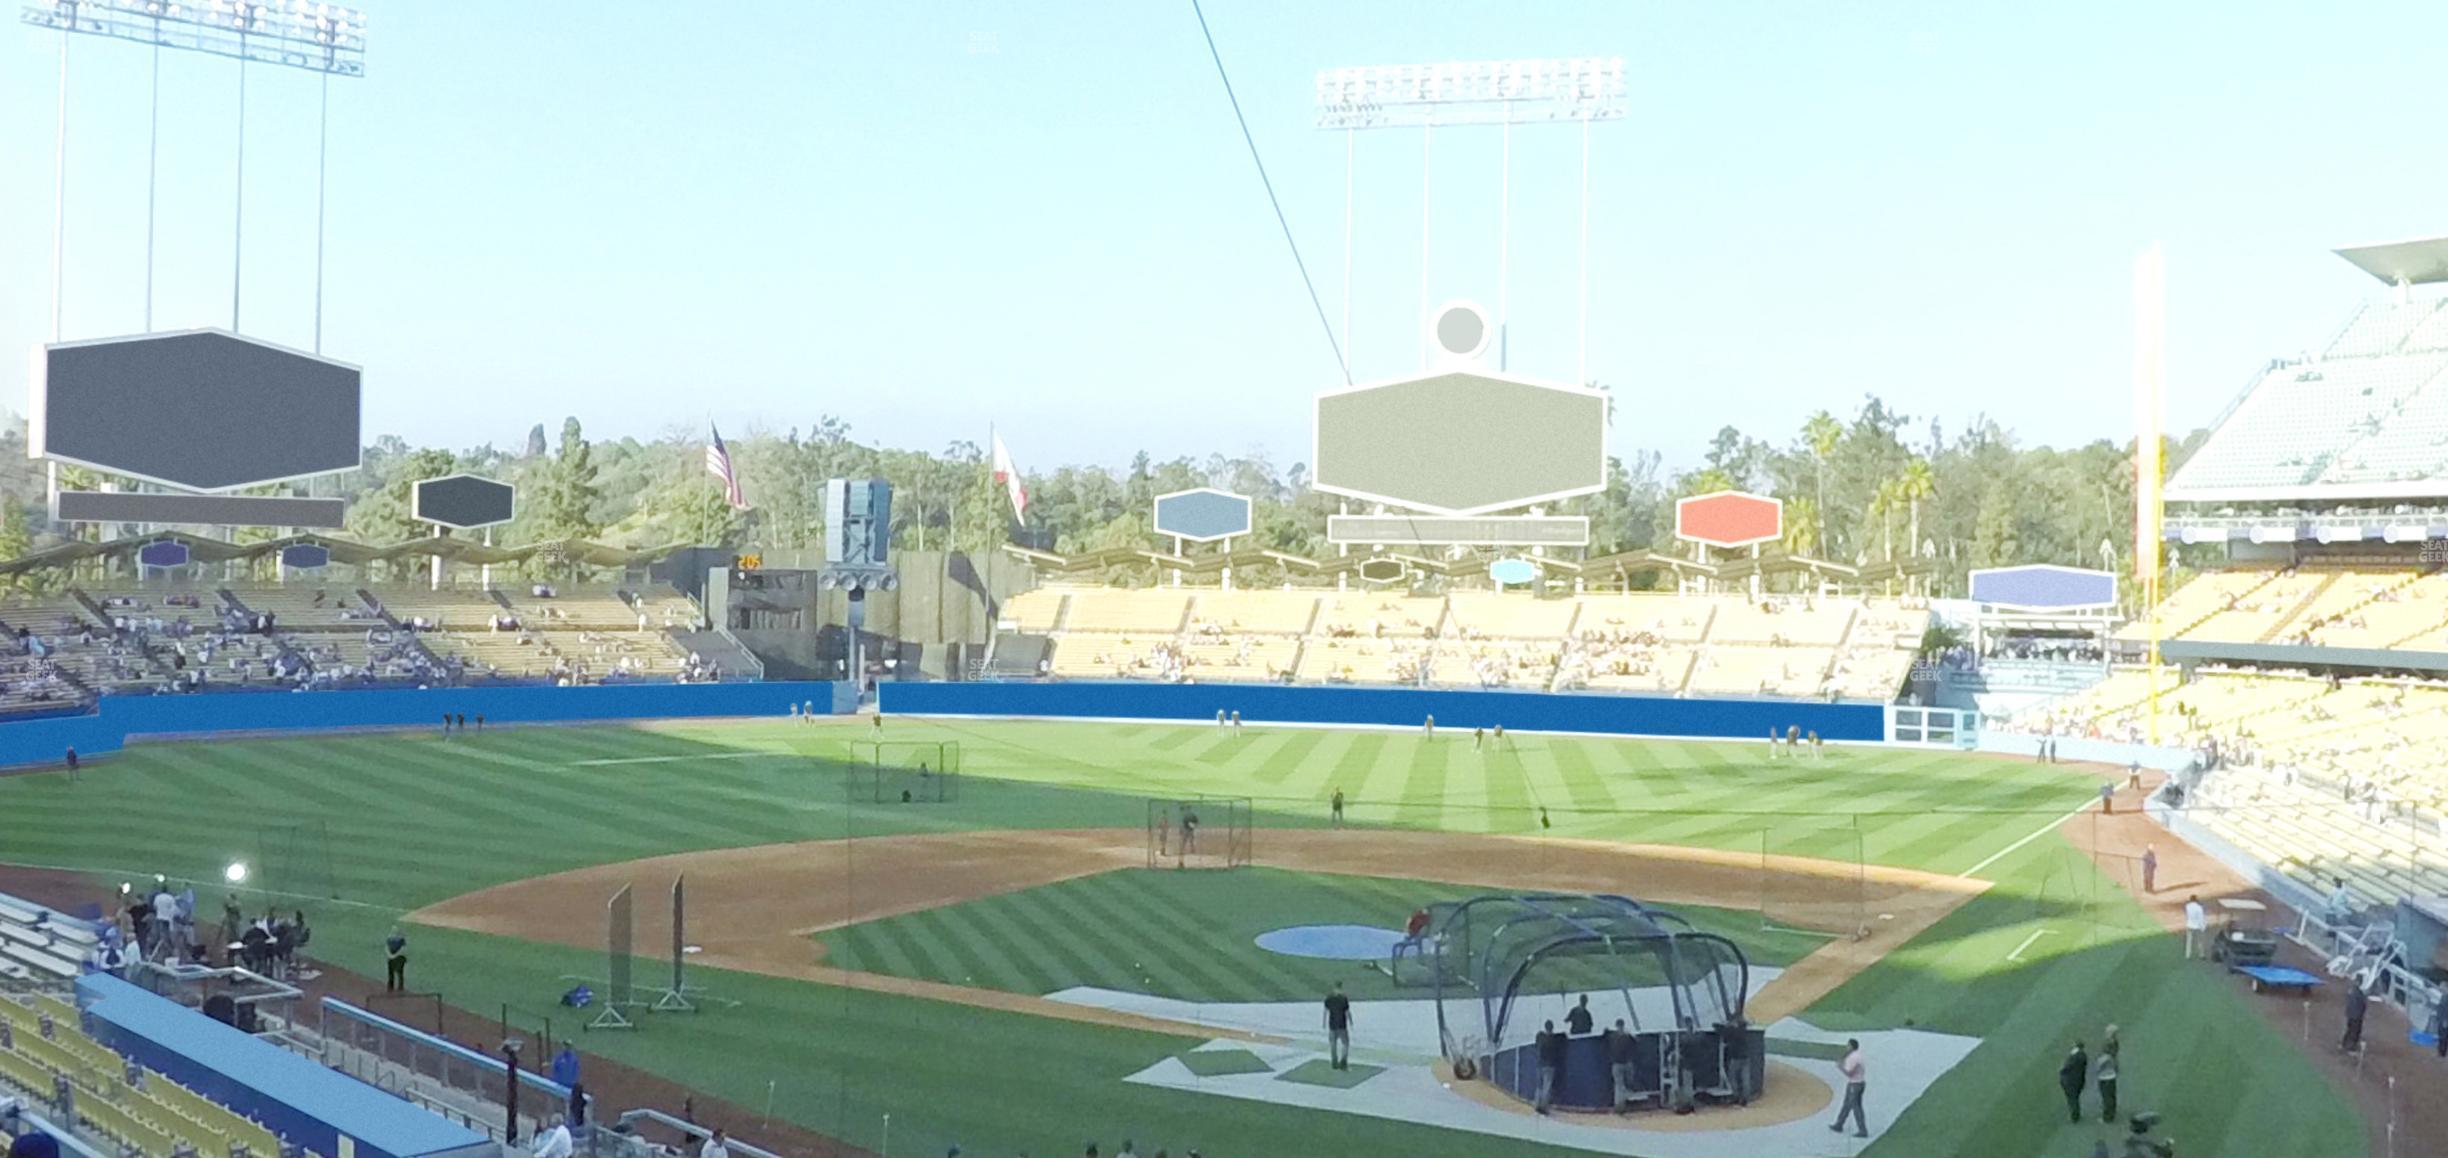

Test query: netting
[1758,818,1868,939]
[850,740,962,804]
[1145,797,1252,869]
[588,884,637,1030]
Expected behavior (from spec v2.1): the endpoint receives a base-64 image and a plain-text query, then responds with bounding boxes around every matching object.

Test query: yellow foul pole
[2133,244,2168,744]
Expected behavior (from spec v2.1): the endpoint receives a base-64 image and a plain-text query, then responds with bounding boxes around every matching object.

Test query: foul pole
[2133,244,2168,743]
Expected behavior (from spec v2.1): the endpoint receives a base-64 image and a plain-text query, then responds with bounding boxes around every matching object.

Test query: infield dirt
[412,828,1986,1035]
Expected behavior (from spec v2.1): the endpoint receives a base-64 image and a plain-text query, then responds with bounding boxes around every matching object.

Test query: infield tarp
[0,680,849,769]
[878,681,1882,741]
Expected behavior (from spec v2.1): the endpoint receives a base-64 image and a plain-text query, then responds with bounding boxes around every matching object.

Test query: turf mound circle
[1254,924,1407,960]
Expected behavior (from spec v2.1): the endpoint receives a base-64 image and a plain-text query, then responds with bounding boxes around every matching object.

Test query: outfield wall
[878,680,1885,741]
[0,680,848,769]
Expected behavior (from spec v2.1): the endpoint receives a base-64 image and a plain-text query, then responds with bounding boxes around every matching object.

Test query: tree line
[0,397,2209,594]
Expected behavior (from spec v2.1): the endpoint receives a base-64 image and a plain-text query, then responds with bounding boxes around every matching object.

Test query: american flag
[705,424,748,510]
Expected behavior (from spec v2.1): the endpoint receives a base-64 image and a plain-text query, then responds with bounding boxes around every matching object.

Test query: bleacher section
[1027,588,1929,701]
[2116,567,2448,651]
[0,998,296,1157]
[2166,348,2448,493]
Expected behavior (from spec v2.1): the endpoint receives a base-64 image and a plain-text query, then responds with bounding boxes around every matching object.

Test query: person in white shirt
[529,1116,573,1158]
[2183,896,2207,959]
[700,1128,731,1158]
[2325,878,2355,926]
[1827,1038,1868,1137]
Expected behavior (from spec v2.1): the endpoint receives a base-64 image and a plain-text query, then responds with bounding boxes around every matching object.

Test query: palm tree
[1802,411,1842,556]
[1899,457,1937,567]
[1870,479,1900,563]
[1782,495,1820,559]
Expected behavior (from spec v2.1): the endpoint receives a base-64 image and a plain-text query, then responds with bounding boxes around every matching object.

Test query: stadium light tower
[1315,57,1627,381]
[22,0,369,350]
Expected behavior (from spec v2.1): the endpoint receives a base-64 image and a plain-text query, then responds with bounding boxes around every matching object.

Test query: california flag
[991,432,1028,521]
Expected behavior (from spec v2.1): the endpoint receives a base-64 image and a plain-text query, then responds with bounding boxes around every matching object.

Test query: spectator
[2183,896,2206,959]
[531,1115,574,1158]
[700,1128,730,1158]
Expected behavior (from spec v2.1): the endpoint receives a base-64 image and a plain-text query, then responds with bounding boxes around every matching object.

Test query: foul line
[1957,799,2094,880]
[2006,928,2053,962]
[570,751,794,767]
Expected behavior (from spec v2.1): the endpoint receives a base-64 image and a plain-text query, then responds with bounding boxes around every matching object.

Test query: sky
[4,0,2448,475]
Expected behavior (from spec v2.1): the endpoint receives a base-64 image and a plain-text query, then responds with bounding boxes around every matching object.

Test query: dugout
[1431,893,1762,1113]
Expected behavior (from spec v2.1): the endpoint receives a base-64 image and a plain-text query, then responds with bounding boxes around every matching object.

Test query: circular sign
[1489,557,1539,586]
[1432,299,1491,360]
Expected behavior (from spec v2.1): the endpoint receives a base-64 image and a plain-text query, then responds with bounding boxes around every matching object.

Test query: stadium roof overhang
[2335,236,2448,286]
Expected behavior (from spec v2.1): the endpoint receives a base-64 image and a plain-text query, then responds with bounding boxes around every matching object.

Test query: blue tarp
[74,975,490,1158]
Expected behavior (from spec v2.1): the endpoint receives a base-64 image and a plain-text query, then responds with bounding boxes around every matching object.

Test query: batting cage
[1431,894,1765,1114]
[1145,796,1252,870]
[1384,899,1469,988]
[848,740,963,804]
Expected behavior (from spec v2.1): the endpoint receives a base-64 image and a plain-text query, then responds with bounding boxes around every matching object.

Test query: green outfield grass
[0,717,2368,1157]
[816,865,1827,1003]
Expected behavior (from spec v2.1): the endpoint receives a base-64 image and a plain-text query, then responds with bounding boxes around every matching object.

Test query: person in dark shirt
[1534,1021,1566,1115]
[2056,1041,2088,1123]
[385,928,409,992]
[1323,983,1353,1070]
[1604,1019,1638,1112]
[1565,994,1595,1037]
[62,746,77,780]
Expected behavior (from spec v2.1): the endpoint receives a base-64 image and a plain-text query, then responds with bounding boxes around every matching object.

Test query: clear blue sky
[4,0,2445,473]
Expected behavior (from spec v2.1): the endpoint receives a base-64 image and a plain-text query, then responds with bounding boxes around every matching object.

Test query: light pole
[1314,58,1626,379]
[22,0,369,344]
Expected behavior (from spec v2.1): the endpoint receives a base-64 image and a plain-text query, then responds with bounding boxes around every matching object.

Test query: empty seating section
[1314,595,1446,640]
[1188,590,1319,636]
[370,586,505,630]
[1445,593,1578,640]
[631,583,705,629]
[1029,588,1920,699]
[1000,589,1066,633]
[1705,600,1853,647]
[507,585,639,631]
[2122,568,2448,649]
[2327,371,2448,484]
[224,584,376,628]
[2282,571,2445,647]
[0,992,295,1157]
[0,897,93,985]
[2113,570,2276,642]
[2180,569,2330,643]
[2400,299,2448,353]
[2168,352,2448,491]
[1060,589,1191,634]
[1688,645,1828,697]
[1297,635,1430,685]
[2324,298,2442,358]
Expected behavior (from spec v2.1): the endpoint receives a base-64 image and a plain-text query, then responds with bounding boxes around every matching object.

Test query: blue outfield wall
[0,680,849,769]
[879,680,1886,742]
